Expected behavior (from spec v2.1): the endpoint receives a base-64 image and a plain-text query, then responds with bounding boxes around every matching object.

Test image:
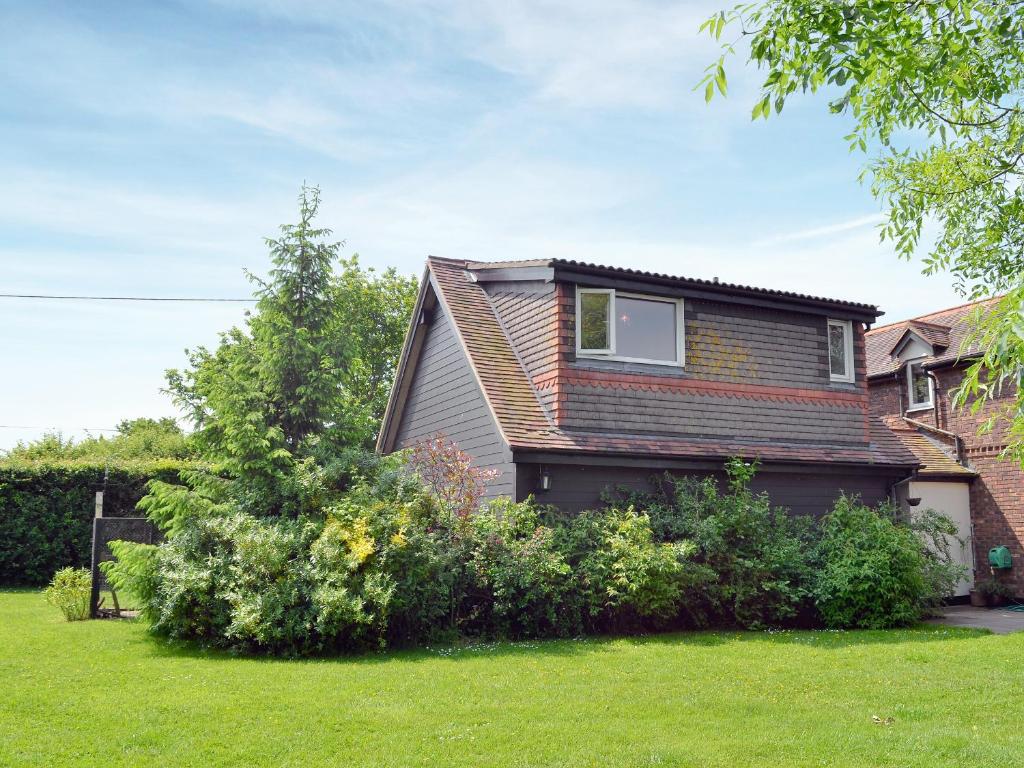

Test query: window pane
[579,292,610,350]
[910,363,931,405]
[616,296,677,361]
[828,323,848,377]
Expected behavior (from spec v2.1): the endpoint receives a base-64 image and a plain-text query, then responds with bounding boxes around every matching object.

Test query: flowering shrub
[407,434,498,518]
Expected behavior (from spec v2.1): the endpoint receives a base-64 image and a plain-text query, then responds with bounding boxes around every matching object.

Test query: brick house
[378,257,918,519]
[866,298,1024,597]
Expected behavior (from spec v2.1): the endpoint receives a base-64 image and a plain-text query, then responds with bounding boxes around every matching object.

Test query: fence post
[89,518,102,619]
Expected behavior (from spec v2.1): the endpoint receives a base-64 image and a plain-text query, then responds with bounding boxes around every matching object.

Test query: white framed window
[576,287,685,366]
[827,319,855,383]
[906,359,934,410]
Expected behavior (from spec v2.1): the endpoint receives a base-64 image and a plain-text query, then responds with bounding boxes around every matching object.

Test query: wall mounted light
[539,469,552,492]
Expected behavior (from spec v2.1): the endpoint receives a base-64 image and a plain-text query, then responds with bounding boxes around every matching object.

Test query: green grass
[2,591,1022,767]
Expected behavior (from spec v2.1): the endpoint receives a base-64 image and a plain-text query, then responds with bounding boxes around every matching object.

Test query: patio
[928,604,1024,635]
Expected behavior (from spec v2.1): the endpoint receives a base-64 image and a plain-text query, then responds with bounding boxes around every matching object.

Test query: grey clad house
[377,257,918,514]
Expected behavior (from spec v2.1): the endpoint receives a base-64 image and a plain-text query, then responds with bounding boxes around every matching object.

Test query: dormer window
[827,319,854,383]
[907,359,933,410]
[576,287,684,366]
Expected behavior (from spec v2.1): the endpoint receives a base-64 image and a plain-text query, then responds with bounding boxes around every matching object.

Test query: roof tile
[880,415,975,478]
[865,297,997,378]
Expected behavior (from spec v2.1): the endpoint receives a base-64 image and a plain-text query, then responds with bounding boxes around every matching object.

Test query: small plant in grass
[43,567,92,621]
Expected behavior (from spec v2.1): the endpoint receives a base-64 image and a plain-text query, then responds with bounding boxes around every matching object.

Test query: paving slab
[927,604,1024,634]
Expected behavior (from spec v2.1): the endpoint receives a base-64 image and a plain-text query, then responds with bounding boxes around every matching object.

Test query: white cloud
[752,213,885,247]
[0,170,277,257]
[424,0,732,109]
[204,0,750,111]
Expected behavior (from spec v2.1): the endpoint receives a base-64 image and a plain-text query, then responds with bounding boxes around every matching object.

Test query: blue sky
[0,0,962,449]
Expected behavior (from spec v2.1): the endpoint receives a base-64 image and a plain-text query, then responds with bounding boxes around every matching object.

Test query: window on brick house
[576,287,684,365]
[827,319,855,383]
[907,359,933,409]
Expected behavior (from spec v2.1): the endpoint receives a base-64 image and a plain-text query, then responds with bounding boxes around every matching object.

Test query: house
[866,298,1023,598]
[378,257,918,517]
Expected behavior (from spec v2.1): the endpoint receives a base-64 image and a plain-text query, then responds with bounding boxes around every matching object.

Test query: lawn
[2,591,1022,767]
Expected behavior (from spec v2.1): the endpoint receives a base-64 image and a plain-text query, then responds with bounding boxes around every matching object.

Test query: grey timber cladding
[393,309,515,499]
[520,464,894,516]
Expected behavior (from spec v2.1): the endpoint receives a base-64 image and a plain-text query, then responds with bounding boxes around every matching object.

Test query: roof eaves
[549,258,881,317]
[375,263,434,454]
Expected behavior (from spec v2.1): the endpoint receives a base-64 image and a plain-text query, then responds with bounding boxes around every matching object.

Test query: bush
[108,445,704,650]
[104,440,968,653]
[0,458,197,586]
[907,507,969,616]
[608,460,816,628]
[813,496,962,629]
[467,498,573,638]
[555,506,699,633]
[43,567,92,621]
[105,453,454,653]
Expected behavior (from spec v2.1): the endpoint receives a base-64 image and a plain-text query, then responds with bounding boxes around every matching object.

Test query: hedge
[0,459,196,586]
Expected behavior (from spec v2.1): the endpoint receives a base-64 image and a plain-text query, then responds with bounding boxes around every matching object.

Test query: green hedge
[0,459,195,586]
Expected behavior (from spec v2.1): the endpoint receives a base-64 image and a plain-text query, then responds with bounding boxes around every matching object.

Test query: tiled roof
[469,257,881,315]
[880,415,975,478]
[865,297,997,378]
[429,257,916,469]
[428,257,551,443]
[904,321,951,350]
[510,418,916,467]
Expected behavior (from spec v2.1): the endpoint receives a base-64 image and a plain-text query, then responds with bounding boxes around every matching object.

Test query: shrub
[813,495,953,629]
[467,498,573,638]
[907,507,969,616]
[608,459,816,628]
[104,439,967,652]
[977,577,1014,602]
[407,435,499,518]
[107,453,459,653]
[43,567,92,621]
[556,507,698,633]
[110,507,395,655]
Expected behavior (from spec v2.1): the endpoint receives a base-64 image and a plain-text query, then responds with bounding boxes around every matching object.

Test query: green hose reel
[989,546,1012,570]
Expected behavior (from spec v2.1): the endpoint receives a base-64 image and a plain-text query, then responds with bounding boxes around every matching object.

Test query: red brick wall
[868,376,903,419]
[869,367,1024,595]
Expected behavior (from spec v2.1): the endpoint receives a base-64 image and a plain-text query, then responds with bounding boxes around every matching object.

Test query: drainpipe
[926,370,943,430]
[889,471,918,511]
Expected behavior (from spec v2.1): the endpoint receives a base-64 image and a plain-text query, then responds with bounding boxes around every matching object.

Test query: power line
[0,293,255,302]
[0,425,119,431]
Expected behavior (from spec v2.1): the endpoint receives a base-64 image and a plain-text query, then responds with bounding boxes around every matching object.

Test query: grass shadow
[128,620,994,669]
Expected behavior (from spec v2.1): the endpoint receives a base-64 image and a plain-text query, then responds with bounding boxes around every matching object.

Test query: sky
[0,0,963,450]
